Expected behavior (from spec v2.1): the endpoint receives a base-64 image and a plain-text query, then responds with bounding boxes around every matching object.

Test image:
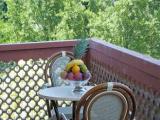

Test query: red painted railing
[88,39,160,120]
[89,38,160,92]
[0,40,76,61]
[0,38,159,120]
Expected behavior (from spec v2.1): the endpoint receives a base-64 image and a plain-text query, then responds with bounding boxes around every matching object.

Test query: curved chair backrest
[45,51,74,86]
[86,91,128,120]
[75,82,136,120]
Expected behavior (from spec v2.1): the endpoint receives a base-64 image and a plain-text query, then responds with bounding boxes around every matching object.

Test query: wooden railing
[0,40,76,120]
[0,40,76,62]
[0,38,160,120]
[88,38,160,120]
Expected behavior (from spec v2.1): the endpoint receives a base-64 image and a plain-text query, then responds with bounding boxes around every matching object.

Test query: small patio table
[38,86,93,120]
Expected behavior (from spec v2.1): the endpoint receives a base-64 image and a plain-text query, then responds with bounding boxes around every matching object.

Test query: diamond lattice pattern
[0,59,50,120]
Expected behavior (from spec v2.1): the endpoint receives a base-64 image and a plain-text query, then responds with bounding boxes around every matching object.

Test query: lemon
[72,65,80,74]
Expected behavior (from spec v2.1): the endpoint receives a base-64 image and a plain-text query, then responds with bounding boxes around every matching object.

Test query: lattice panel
[0,59,49,120]
[89,59,160,120]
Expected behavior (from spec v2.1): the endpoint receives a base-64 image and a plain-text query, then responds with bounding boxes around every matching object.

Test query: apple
[67,72,74,80]
[60,71,68,79]
[74,72,83,80]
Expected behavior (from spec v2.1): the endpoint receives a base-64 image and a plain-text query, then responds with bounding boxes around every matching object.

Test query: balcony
[0,38,160,120]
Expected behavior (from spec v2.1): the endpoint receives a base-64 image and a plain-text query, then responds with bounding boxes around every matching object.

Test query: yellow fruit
[72,65,80,74]
[65,59,84,71]
[65,62,72,71]
[72,59,84,65]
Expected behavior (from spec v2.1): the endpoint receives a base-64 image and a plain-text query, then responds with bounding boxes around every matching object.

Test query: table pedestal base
[73,86,86,93]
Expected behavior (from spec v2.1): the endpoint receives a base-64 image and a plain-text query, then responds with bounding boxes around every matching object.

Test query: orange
[72,65,80,74]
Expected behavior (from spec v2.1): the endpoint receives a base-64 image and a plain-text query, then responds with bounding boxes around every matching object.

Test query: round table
[38,86,93,120]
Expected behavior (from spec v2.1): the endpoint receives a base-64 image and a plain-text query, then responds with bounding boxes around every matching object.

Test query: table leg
[51,101,60,120]
[72,101,77,120]
[46,99,51,118]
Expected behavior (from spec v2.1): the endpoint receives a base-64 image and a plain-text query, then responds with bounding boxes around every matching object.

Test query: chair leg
[51,100,60,120]
[46,99,52,118]
[72,101,77,120]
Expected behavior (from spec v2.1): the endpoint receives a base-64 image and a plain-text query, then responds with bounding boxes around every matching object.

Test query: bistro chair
[76,82,136,120]
[62,82,136,120]
[44,51,74,120]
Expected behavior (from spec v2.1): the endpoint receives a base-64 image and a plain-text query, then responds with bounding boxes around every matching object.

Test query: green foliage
[0,61,16,71]
[54,0,91,39]
[0,0,8,20]
[6,0,65,42]
[89,0,160,58]
[0,0,159,59]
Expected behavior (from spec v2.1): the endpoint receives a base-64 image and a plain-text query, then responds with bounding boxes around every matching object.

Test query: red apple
[74,72,83,80]
[67,72,74,80]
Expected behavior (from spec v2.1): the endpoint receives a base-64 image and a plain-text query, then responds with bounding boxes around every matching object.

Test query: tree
[0,0,8,20]
[89,0,160,58]
[0,0,159,58]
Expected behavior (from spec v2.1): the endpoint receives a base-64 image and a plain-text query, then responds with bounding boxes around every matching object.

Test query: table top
[38,86,93,101]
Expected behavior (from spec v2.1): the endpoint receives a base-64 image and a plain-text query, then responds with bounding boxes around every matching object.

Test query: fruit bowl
[66,72,91,92]
[60,59,91,93]
[60,39,90,92]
